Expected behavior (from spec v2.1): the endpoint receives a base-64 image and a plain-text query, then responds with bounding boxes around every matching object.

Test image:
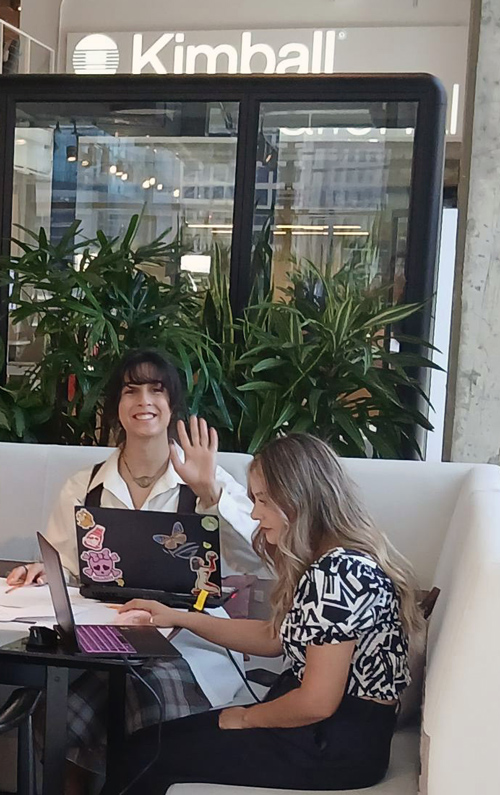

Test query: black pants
[104,671,397,794]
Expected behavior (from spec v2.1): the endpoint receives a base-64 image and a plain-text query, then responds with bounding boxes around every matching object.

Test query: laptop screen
[37,532,77,640]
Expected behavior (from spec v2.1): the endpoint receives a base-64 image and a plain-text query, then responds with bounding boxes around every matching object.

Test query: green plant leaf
[237,381,279,392]
[251,357,286,374]
[0,408,11,430]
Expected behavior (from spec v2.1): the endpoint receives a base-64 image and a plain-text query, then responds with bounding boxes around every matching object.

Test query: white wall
[20,0,62,54]
[20,0,470,66]
[58,0,470,32]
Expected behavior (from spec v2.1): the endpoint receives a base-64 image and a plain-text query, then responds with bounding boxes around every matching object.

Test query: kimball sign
[67,27,468,136]
[70,29,338,76]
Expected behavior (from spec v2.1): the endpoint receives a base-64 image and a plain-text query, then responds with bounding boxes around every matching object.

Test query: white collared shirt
[46,447,268,580]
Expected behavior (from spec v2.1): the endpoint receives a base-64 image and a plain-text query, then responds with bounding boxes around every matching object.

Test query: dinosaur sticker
[190,550,221,596]
[81,548,123,582]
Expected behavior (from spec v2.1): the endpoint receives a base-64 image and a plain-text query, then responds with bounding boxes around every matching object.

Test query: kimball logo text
[74,31,337,75]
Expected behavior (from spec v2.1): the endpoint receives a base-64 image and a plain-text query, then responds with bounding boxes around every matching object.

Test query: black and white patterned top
[280,547,410,701]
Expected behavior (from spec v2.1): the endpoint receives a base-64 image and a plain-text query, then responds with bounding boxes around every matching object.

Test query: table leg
[106,667,127,787]
[43,665,69,795]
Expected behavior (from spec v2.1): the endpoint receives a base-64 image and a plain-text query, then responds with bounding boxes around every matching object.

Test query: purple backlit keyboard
[76,625,136,654]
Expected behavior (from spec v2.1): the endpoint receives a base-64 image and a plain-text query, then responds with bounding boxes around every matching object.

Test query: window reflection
[252,101,417,299]
[9,101,239,374]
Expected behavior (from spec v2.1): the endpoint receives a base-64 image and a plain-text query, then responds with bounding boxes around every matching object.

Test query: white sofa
[0,443,499,795]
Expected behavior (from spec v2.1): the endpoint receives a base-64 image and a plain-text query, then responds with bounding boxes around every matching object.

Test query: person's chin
[263,530,280,546]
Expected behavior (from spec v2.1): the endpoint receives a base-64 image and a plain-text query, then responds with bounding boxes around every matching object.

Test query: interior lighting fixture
[121,173,128,181]
[115,160,125,177]
[142,179,151,189]
[109,165,117,174]
[212,229,232,234]
[276,224,328,231]
[187,223,233,229]
[81,159,90,167]
[157,183,164,190]
[16,138,26,146]
[149,177,156,186]
[291,230,328,236]
[333,225,361,230]
[173,188,180,198]
[180,254,211,274]
[333,231,369,236]
[66,145,77,162]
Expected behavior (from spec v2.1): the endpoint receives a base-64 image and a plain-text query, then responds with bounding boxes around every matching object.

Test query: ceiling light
[66,145,77,162]
[187,223,233,229]
[15,138,26,146]
[109,165,117,174]
[333,231,370,236]
[81,159,90,167]
[173,188,180,198]
[276,224,328,231]
[157,183,164,190]
[333,225,361,230]
[121,173,128,181]
[291,231,328,236]
[180,255,211,274]
[149,177,156,186]
[142,179,151,189]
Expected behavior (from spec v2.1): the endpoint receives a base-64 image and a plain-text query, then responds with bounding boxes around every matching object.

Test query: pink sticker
[81,548,123,582]
[82,525,106,551]
[190,550,221,596]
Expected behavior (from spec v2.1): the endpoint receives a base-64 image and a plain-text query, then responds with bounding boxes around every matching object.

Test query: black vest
[84,461,197,512]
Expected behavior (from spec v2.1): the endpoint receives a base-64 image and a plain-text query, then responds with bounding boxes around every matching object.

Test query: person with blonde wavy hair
[112,433,422,794]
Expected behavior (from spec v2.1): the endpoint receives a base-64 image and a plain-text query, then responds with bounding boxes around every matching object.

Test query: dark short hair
[103,349,184,444]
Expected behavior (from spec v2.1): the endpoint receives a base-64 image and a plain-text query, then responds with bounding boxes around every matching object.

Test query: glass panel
[9,100,239,375]
[252,101,417,300]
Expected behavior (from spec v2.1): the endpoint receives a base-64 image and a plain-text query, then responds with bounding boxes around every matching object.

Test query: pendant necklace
[120,453,168,489]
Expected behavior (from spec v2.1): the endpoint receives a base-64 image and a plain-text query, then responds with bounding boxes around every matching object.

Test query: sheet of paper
[0,578,174,639]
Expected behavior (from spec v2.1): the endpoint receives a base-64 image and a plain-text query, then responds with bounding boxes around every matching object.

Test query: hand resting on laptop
[114,608,158,626]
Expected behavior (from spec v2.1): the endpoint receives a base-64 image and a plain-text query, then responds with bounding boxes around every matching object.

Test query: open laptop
[38,532,178,658]
[74,505,226,608]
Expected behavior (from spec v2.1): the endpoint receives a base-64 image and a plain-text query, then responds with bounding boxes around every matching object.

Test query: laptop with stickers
[74,505,225,607]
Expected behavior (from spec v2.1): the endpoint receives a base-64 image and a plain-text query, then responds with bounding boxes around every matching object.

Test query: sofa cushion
[166,725,419,795]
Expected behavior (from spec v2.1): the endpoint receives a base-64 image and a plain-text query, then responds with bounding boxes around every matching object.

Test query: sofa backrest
[0,440,475,588]
[342,459,474,589]
[422,464,500,795]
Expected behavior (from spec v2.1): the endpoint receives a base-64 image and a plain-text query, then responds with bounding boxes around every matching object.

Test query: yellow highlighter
[193,589,210,612]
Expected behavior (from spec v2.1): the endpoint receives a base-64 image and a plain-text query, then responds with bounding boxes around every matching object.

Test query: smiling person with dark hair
[7,348,261,790]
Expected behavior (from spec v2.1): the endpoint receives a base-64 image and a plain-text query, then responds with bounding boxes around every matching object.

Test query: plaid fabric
[38,657,210,773]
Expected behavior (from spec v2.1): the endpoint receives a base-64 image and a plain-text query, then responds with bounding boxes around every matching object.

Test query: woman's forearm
[178,612,282,657]
[242,687,337,729]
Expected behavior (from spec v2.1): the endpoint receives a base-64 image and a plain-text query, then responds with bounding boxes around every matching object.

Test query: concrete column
[448,0,500,464]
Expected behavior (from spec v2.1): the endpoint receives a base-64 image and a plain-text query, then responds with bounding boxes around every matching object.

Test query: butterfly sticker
[153,522,199,560]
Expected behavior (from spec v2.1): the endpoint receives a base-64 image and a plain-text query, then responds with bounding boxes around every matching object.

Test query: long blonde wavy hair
[250,433,423,637]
